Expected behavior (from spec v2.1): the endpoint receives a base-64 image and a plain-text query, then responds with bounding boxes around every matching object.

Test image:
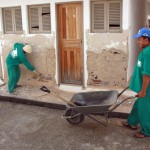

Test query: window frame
[28,4,51,34]
[2,6,23,34]
[91,0,122,33]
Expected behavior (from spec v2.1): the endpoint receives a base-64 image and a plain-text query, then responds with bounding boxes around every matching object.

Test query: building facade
[0,0,148,90]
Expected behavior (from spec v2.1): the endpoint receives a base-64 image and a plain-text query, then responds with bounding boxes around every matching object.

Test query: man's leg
[127,99,139,127]
[7,66,18,93]
[15,66,21,85]
[138,97,150,136]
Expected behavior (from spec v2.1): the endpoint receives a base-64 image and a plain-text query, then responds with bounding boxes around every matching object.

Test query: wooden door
[58,3,83,84]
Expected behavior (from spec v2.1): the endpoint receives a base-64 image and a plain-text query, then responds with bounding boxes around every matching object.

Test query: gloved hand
[32,70,41,79]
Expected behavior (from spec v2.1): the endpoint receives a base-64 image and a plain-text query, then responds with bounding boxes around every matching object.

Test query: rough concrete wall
[148,3,150,15]
[0,33,56,87]
[0,44,2,78]
[86,30,128,87]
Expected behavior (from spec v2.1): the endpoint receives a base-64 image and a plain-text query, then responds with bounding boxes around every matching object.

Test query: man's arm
[138,75,150,98]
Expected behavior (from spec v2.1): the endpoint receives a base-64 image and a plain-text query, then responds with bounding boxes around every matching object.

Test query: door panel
[58,3,83,84]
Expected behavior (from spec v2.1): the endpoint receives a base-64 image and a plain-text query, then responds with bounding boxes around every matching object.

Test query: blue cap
[133,28,150,39]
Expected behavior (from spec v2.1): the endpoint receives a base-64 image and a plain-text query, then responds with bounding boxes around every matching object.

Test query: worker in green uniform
[122,28,150,138]
[6,43,41,93]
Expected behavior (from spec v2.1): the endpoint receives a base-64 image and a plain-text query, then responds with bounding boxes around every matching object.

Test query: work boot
[15,84,22,88]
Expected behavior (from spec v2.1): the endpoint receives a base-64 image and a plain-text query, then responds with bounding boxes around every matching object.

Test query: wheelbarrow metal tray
[68,90,119,114]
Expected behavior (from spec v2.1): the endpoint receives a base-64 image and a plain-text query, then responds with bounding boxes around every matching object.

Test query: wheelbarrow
[63,87,137,126]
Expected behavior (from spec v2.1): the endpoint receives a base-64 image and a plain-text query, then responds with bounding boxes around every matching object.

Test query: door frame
[56,2,84,87]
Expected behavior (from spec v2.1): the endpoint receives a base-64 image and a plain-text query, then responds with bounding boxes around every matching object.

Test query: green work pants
[7,65,21,93]
[127,97,150,136]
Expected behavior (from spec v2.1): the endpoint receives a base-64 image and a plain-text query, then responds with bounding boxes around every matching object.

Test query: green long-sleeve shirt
[6,43,35,71]
[129,45,150,96]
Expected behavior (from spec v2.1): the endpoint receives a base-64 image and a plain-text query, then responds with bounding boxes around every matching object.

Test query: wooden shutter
[3,9,13,33]
[91,2,106,32]
[42,6,51,32]
[29,7,39,33]
[108,1,121,31]
[15,8,23,33]
[91,0,122,33]
[29,4,51,33]
[3,7,23,34]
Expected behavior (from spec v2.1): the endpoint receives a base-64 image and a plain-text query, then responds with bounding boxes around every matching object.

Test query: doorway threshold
[59,84,85,92]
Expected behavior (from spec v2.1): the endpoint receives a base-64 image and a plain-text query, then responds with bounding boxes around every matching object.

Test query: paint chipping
[87,49,128,87]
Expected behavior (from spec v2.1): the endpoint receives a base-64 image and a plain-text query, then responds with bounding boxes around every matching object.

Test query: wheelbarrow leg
[86,113,109,127]
[105,113,109,125]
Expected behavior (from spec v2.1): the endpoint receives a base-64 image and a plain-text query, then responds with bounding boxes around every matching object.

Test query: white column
[50,1,58,84]
[122,0,130,30]
[127,0,147,80]
[83,0,90,88]
[21,5,29,34]
[0,8,4,79]
[0,8,3,33]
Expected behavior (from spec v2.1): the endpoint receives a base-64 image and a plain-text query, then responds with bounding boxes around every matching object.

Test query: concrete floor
[0,101,150,150]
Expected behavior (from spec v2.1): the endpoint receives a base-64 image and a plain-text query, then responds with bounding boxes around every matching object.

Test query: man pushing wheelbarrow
[63,27,150,139]
[122,27,150,138]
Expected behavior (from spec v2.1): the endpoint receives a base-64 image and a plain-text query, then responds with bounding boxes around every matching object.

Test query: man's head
[23,45,32,53]
[133,28,150,49]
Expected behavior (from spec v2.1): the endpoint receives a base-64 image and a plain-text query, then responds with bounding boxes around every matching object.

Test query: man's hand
[33,70,41,76]
[138,90,146,98]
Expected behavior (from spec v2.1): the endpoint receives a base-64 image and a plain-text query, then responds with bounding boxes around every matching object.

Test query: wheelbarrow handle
[109,95,138,112]
[117,86,129,98]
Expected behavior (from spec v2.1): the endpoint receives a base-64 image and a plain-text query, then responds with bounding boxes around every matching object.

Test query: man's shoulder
[143,46,150,54]
[14,43,25,51]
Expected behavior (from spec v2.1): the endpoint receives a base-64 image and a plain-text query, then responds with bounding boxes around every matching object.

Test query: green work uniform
[6,43,35,93]
[128,45,150,136]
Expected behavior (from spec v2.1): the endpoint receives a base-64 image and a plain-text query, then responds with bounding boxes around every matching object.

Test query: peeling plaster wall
[86,30,128,87]
[0,0,131,89]
[1,34,56,86]
[0,60,2,78]
[0,44,2,78]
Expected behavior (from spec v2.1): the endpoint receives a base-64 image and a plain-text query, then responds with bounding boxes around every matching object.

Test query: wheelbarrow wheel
[65,109,85,125]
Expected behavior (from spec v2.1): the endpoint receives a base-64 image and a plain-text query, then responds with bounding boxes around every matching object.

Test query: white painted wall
[0,0,50,7]
[122,0,130,30]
